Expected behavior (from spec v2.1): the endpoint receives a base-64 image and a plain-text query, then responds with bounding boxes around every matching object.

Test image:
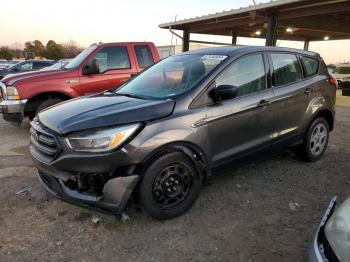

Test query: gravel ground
[0,99,349,262]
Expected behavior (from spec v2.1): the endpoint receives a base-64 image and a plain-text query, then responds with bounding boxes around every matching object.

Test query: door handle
[257,99,271,107]
[304,88,312,94]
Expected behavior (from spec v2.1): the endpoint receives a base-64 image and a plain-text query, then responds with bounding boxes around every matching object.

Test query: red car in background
[0,42,160,125]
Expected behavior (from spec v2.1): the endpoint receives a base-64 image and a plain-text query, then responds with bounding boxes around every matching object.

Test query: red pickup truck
[0,42,160,125]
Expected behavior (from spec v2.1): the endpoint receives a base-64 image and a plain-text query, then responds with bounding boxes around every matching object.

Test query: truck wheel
[35,99,63,115]
[296,118,329,162]
[139,152,203,220]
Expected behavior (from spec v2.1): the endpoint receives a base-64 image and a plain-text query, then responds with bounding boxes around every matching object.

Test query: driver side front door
[79,45,138,95]
[206,53,275,167]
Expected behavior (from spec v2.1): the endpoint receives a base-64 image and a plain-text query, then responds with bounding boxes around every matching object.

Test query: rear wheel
[296,117,329,162]
[139,152,203,220]
[35,99,63,115]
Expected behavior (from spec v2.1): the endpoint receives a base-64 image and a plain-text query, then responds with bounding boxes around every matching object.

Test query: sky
[0,0,349,64]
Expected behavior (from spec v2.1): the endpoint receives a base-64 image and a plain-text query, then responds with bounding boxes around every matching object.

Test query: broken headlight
[325,197,350,261]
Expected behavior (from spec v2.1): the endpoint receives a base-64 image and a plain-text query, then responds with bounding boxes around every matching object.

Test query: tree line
[0,40,84,60]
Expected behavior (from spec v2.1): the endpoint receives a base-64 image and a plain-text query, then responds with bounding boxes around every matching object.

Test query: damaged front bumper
[308,196,337,262]
[37,170,140,214]
[30,118,146,215]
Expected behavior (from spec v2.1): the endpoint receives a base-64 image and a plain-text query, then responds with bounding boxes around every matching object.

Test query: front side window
[134,45,154,68]
[18,62,33,71]
[271,53,302,87]
[92,46,131,73]
[116,54,227,99]
[301,56,319,77]
[215,54,266,97]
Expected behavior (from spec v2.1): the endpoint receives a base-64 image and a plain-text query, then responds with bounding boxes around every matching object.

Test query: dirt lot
[0,93,349,262]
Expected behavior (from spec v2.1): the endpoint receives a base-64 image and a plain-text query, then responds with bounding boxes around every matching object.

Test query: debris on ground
[289,202,300,211]
[15,188,31,195]
[121,212,130,222]
[91,217,101,228]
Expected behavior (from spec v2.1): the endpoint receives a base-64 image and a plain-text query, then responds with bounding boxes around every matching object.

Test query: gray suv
[30,46,336,219]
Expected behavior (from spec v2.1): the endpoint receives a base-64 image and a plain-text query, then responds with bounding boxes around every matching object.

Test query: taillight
[328,76,337,86]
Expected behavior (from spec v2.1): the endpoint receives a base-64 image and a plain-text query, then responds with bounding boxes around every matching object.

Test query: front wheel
[296,117,330,162]
[35,99,63,116]
[139,152,203,220]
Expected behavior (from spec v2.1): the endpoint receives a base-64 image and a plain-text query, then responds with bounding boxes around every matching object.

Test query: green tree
[62,40,83,58]
[33,40,45,57]
[44,40,64,60]
[0,47,13,60]
[24,40,45,58]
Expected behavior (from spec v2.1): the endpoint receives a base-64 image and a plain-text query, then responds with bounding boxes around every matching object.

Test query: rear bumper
[0,99,27,124]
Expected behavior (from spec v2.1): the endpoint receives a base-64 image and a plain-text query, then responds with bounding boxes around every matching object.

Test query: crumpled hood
[1,69,70,86]
[38,93,176,135]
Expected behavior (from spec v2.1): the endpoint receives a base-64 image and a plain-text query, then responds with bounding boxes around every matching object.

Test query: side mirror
[210,85,238,103]
[82,59,100,75]
[12,67,20,72]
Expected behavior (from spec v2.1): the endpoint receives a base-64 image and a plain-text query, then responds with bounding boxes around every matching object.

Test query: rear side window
[216,54,266,97]
[33,62,50,69]
[271,53,302,87]
[134,45,154,68]
[301,56,319,77]
[92,46,131,72]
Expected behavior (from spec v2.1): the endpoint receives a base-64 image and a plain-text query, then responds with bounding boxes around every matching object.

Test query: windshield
[64,45,98,69]
[116,54,227,99]
[333,67,350,74]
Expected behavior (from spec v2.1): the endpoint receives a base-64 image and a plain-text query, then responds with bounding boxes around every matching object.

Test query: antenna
[170,15,177,56]
[252,0,257,5]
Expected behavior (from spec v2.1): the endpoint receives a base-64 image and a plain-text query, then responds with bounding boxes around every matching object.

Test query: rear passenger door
[268,52,310,148]
[79,44,138,95]
[206,53,275,166]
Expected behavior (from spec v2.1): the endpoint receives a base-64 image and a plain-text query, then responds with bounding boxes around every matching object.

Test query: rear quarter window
[301,56,319,77]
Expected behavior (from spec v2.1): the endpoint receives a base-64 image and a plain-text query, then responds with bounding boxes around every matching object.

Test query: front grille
[30,119,60,163]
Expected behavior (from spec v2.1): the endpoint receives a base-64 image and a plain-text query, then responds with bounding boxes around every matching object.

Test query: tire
[139,152,203,220]
[296,118,330,162]
[35,99,63,115]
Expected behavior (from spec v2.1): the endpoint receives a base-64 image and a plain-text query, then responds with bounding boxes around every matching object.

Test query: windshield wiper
[115,92,158,100]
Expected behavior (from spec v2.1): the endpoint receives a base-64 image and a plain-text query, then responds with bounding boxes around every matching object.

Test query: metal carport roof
[159,0,350,51]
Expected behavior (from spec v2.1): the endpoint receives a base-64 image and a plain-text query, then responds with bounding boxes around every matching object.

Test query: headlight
[4,86,20,100]
[325,197,350,261]
[65,124,140,153]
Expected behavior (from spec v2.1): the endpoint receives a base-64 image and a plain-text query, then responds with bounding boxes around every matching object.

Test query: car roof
[20,60,55,63]
[180,45,319,58]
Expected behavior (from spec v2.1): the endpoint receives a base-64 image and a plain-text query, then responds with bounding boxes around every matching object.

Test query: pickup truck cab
[0,42,160,125]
